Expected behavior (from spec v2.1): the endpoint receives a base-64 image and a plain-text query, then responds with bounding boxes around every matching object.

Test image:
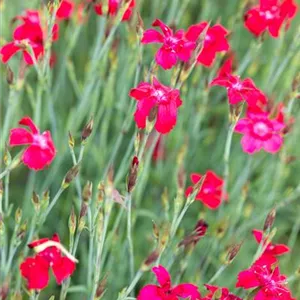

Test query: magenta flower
[244,0,298,38]
[141,19,196,69]
[129,77,182,134]
[185,22,230,67]
[234,106,286,154]
[210,57,267,107]
[137,265,201,300]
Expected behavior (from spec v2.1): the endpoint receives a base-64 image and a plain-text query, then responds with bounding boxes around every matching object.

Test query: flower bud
[81,117,94,142]
[229,102,243,124]
[152,221,160,240]
[17,221,27,240]
[97,182,105,203]
[69,206,76,236]
[0,282,9,300]
[62,165,80,189]
[127,156,139,193]
[15,207,22,224]
[82,181,93,203]
[31,191,40,213]
[226,241,243,264]
[3,146,11,166]
[263,208,276,232]
[79,202,88,219]
[136,12,144,40]
[96,276,107,299]
[142,249,159,270]
[68,131,75,149]
[6,65,14,85]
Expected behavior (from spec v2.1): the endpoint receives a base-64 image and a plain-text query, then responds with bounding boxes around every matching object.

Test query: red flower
[142,19,196,70]
[210,57,267,107]
[244,0,298,38]
[129,77,182,134]
[234,105,285,154]
[0,10,58,65]
[20,234,77,290]
[185,22,230,67]
[236,255,295,300]
[56,0,75,20]
[203,284,242,300]
[185,171,227,209]
[252,229,290,257]
[9,116,56,170]
[137,265,201,300]
[94,0,135,21]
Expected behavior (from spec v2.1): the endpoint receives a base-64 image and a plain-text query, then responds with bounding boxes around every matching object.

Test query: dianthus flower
[0,10,58,65]
[56,0,75,20]
[252,229,290,257]
[244,0,298,38]
[210,57,267,107]
[141,19,196,69]
[20,234,77,290]
[137,265,201,300]
[185,171,227,209]
[236,255,295,300]
[9,116,56,170]
[234,105,286,154]
[129,77,182,134]
[94,0,135,21]
[185,22,230,67]
[203,284,242,300]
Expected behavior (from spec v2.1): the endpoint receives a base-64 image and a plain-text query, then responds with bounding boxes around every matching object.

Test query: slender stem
[43,187,65,219]
[118,270,143,300]
[4,171,9,212]
[126,192,135,284]
[207,265,226,284]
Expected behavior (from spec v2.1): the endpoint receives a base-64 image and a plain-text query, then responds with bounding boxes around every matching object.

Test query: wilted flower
[185,22,230,67]
[137,265,201,300]
[236,255,295,299]
[129,77,182,134]
[185,171,227,209]
[20,234,77,290]
[141,19,196,69]
[244,0,298,38]
[9,116,56,170]
[234,105,286,154]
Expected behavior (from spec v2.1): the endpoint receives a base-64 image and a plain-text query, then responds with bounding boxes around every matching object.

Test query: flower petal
[137,285,162,300]
[152,265,171,289]
[52,256,76,284]
[0,42,21,63]
[236,270,260,289]
[141,29,164,44]
[172,283,201,300]
[152,19,172,36]
[155,47,178,70]
[9,128,33,146]
[262,134,283,153]
[19,116,39,134]
[241,135,262,154]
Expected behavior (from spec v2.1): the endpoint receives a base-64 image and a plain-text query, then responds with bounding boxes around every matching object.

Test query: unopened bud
[69,206,76,235]
[15,207,22,223]
[0,282,9,300]
[142,249,159,269]
[79,202,88,219]
[152,221,160,240]
[159,225,169,251]
[81,117,94,142]
[68,131,75,149]
[127,156,139,193]
[6,65,14,85]
[4,146,11,166]
[62,165,80,188]
[97,182,105,203]
[82,181,93,203]
[226,241,243,264]
[229,102,243,124]
[96,276,107,299]
[17,221,27,240]
[31,191,40,212]
[136,12,144,40]
[263,208,276,232]
[78,217,86,232]
[41,190,50,211]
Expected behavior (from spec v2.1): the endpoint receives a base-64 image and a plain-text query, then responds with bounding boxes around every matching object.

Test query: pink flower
[9,116,56,170]
[234,106,286,154]
[252,229,290,257]
[94,0,135,22]
[236,255,295,300]
[20,234,77,290]
[185,171,227,209]
[244,0,298,38]
[0,10,58,65]
[137,265,201,300]
[203,284,242,300]
[210,57,267,107]
[129,77,182,134]
[56,0,75,20]
[185,22,230,67]
[141,19,196,69]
